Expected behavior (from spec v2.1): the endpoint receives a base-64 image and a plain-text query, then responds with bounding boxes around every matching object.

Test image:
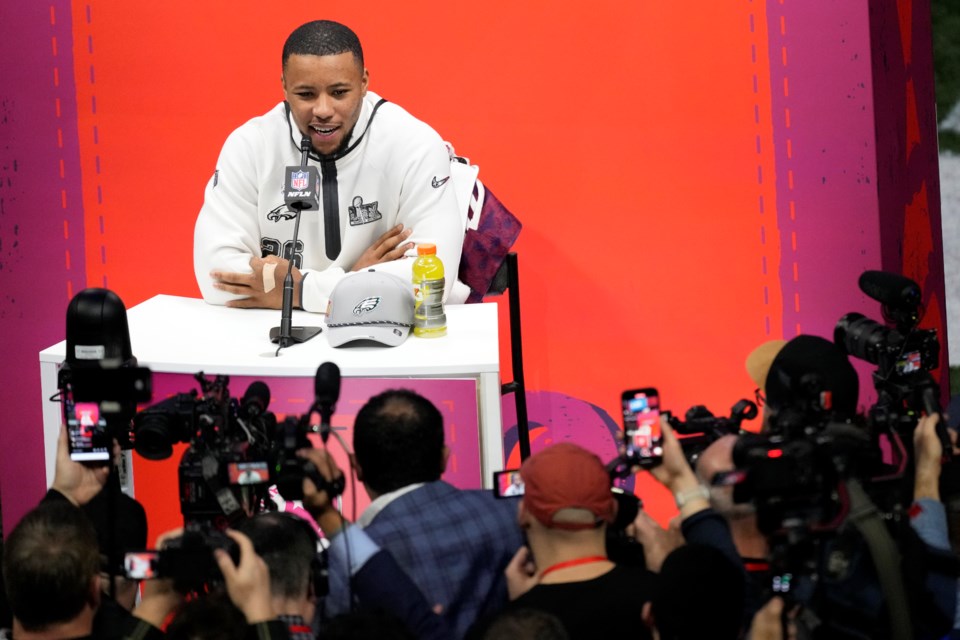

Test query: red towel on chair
[458,183,522,303]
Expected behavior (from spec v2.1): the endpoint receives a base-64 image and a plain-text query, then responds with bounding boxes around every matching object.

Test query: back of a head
[166,591,248,640]
[482,608,570,640]
[282,20,364,69]
[3,502,100,631]
[764,334,859,421]
[321,609,417,640]
[353,389,445,495]
[519,443,616,533]
[82,484,148,573]
[652,544,744,640]
[237,512,317,600]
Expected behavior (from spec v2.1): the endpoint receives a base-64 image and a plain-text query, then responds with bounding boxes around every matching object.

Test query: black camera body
[132,374,278,527]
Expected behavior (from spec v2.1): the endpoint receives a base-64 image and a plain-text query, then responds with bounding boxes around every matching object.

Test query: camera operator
[237,513,319,640]
[125,527,289,640]
[0,424,135,640]
[740,334,956,639]
[2,501,102,640]
[628,419,747,638]
[906,412,959,635]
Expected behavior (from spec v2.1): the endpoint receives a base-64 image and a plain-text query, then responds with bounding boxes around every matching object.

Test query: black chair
[487,252,530,461]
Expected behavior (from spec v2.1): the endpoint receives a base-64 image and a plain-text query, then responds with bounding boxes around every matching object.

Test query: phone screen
[66,400,111,462]
[227,461,270,486]
[622,388,662,463]
[124,551,159,580]
[492,469,525,498]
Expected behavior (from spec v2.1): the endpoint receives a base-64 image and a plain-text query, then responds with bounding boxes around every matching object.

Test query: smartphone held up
[621,387,663,468]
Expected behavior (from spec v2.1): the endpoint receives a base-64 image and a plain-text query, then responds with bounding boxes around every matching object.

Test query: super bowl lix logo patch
[348,196,383,226]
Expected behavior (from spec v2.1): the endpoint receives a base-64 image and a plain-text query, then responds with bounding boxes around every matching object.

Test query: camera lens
[133,413,175,460]
[834,313,890,365]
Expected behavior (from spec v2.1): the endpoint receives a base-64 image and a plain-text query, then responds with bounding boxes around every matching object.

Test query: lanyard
[539,555,609,579]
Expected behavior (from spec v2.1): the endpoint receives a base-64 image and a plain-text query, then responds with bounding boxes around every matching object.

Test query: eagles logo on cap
[325,271,415,347]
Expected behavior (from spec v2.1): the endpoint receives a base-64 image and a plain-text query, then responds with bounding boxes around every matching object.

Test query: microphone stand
[270,138,323,349]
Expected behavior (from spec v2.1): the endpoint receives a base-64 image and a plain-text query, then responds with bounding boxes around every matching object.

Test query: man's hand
[649,417,699,494]
[214,529,274,624]
[133,528,185,628]
[350,224,413,271]
[211,255,301,310]
[914,413,943,501]
[626,510,683,573]
[298,447,347,536]
[51,424,114,506]
[504,546,539,600]
[748,597,797,640]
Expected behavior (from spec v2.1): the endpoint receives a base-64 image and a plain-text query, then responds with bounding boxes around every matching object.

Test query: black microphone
[858,271,922,310]
[270,136,323,348]
[315,362,341,444]
[240,381,271,419]
[283,138,321,212]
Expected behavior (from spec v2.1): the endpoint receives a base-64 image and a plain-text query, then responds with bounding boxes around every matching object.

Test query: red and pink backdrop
[0,1,946,535]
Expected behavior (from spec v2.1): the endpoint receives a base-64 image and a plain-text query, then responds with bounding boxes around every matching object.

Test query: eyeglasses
[754,387,765,407]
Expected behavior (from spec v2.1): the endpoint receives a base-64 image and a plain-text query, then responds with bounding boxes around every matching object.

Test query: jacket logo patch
[267,204,297,222]
[353,296,381,315]
[348,196,383,226]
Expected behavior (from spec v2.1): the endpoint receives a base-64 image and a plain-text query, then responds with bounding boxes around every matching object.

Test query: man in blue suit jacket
[322,389,522,638]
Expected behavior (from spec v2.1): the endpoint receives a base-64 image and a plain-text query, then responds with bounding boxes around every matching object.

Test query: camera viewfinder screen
[227,461,269,486]
[495,470,525,497]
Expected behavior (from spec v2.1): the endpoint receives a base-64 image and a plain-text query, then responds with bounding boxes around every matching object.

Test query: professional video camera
[723,271,955,639]
[128,363,346,591]
[132,373,278,527]
[132,363,346,528]
[834,270,950,458]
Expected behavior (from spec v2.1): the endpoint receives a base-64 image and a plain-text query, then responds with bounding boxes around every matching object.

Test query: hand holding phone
[622,388,663,468]
[65,399,111,462]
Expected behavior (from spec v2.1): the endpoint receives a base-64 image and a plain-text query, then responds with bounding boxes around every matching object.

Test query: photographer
[126,528,289,640]
[628,419,747,639]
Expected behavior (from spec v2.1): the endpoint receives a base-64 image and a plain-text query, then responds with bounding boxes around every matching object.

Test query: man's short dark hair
[353,389,445,495]
[3,502,100,631]
[482,608,570,640]
[238,512,317,600]
[651,544,744,639]
[166,591,247,640]
[282,20,364,70]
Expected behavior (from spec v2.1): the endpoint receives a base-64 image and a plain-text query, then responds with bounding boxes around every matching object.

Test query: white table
[39,294,503,489]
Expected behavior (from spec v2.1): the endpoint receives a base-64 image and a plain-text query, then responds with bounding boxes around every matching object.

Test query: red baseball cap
[520,443,616,530]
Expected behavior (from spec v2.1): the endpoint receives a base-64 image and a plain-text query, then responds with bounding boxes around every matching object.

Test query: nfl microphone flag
[283,164,321,211]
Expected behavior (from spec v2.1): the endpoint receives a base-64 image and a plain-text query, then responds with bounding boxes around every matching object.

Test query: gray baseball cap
[325,270,415,347]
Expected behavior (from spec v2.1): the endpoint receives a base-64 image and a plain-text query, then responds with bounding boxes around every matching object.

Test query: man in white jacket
[195,20,465,312]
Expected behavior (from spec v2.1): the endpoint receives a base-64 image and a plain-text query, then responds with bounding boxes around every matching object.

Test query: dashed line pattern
[749,1,773,336]
[80,3,108,287]
[50,5,73,300]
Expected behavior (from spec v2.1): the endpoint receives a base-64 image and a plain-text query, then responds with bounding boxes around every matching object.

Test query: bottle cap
[417,243,437,256]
